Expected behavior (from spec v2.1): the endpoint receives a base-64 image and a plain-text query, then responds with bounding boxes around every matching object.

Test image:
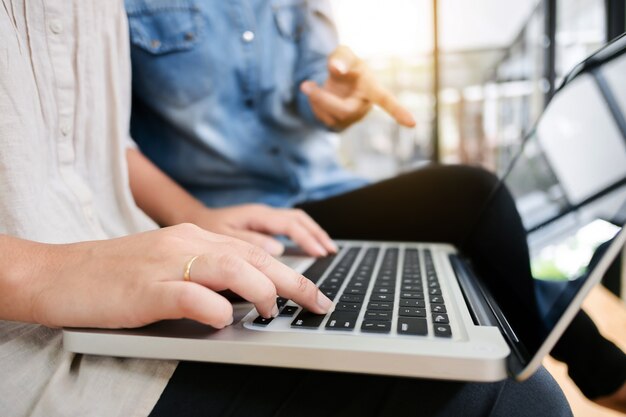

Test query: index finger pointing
[366,83,416,127]
[234,242,334,314]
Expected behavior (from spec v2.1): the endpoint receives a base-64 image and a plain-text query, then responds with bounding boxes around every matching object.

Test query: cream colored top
[0,0,176,415]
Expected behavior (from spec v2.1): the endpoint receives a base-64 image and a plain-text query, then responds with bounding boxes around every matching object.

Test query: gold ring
[183,255,200,282]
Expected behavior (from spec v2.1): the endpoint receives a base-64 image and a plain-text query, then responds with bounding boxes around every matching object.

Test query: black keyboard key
[361,320,391,333]
[365,311,392,321]
[325,312,358,330]
[400,299,425,308]
[434,324,452,338]
[346,281,367,289]
[400,292,423,299]
[367,302,393,311]
[320,282,341,291]
[371,287,393,294]
[352,275,371,282]
[432,313,449,324]
[343,287,367,295]
[401,284,422,291]
[373,281,394,288]
[370,293,394,302]
[398,307,426,317]
[344,287,367,295]
[340,294,364,303]
[322,289,337,300]
[428,281,440,289]
[431,304,447,313]
[276,297,288,308]
[376,276,395,282]
[279,305,299,317]
[302,256,336,284]
[335,302,361,312]
[397,317,428,336]
[291,310,326,329]
[253,316,274,326]
[429,288,442,296]
[430,296,445,304]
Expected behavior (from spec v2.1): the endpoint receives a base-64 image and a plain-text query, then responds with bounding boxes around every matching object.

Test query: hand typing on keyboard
[252,246,453,339]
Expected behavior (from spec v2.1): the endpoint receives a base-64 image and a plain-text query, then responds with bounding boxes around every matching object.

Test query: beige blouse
[0,1,176,415]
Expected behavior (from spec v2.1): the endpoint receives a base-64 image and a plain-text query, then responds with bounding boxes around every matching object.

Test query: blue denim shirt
[125,0,367,207]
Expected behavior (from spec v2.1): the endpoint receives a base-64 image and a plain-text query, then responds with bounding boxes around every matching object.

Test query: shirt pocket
[126,0,212,107]
[272,0,306,42]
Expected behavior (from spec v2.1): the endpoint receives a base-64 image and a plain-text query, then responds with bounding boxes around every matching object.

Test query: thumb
[300,80,319,96]
[327,46,359,78]
[148,282,234,328]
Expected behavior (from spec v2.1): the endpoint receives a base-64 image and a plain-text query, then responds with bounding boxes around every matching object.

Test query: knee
[494,367,572,417]
[428,164,500,201]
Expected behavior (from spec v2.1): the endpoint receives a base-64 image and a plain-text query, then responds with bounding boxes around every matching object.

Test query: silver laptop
[64,35,626,382]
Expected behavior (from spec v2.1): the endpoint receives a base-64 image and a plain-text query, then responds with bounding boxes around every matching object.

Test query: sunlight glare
[330,0,433,59]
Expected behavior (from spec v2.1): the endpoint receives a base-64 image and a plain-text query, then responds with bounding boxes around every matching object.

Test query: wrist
[0,236,55,323]
[174,200,210,226]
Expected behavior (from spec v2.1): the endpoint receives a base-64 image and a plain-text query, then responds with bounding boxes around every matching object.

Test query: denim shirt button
[244,98,254,108]
[242,30,255,42]
[151,39,161,49]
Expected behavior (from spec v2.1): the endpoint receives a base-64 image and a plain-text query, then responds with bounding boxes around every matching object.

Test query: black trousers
[150,362,568,417]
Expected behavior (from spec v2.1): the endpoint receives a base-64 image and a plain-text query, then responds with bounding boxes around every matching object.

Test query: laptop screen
[481,36,626,370]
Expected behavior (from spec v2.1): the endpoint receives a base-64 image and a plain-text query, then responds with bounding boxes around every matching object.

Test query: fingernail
[317,292,333,313]
[271,304,280,318]
[328,240,339,253]
[226,316,234,326]
[331,59,348,74]
[315,243,328,257]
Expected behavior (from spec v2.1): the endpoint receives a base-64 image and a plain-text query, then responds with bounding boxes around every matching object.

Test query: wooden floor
[543,285,626,417]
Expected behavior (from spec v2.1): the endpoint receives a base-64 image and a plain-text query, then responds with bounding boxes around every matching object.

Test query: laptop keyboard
[251,246,453,338]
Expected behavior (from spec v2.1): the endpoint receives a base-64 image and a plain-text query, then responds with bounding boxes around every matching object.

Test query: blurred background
[329,0,625,180]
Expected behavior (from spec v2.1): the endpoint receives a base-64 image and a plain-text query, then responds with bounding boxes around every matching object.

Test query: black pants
[150,362,568,417]
[298,164,626,399]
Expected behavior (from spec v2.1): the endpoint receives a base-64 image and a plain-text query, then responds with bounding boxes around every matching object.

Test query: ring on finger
[183,255,200,282]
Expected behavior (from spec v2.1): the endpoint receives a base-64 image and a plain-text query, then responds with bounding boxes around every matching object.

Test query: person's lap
[149,361,570,417]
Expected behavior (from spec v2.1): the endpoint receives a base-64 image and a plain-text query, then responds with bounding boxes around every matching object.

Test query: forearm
[0,235,51,323]
[126,148,206,226]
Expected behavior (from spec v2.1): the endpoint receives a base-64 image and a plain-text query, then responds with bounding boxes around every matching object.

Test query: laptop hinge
[449,255,497,327]
[449,255,530,375]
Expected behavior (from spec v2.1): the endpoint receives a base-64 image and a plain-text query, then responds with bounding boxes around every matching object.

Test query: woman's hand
[300,46,416,131]
[189,204,337,257]
[125,150,336,257]
[28,224,333,329]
